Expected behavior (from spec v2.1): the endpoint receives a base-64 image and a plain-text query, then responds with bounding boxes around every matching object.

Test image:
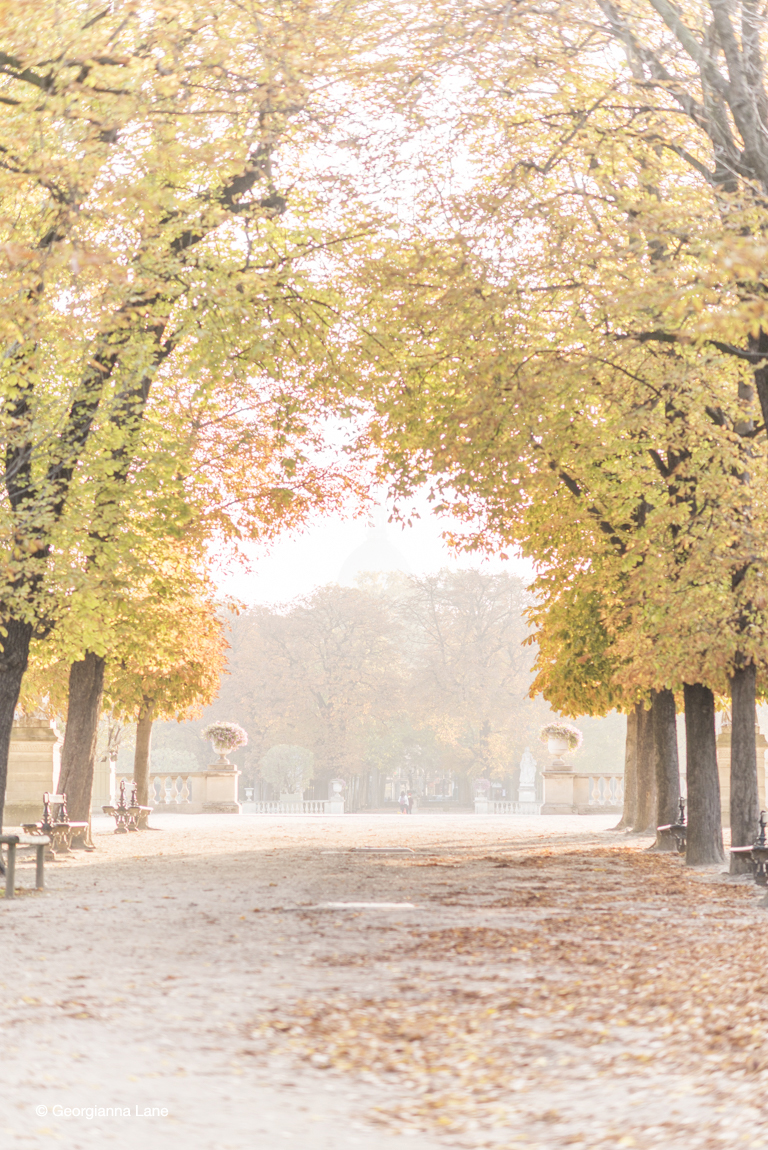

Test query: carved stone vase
[547,736,571,769]
[211,739,235,768]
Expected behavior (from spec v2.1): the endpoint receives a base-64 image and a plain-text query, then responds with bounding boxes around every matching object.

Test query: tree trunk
[615,705,639,830]
[730,663,759,873]
[57,651,106,828]
[633,703,657,833]
[134,700,154,827]
[683,683,725,866]
[650,688,681,850]
[0,619,34,831]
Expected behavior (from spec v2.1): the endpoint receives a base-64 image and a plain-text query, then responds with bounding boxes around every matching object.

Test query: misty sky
[218,497,535,608]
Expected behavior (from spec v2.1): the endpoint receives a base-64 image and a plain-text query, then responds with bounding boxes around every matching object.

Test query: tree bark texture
[0,619,34,831]
[683,683,725,866]
[730,664,760,874]
[651,688,681,850]
[133,700,155,825]
[633,703,657,833]
[615,705,639,830]
[57,652,106,826]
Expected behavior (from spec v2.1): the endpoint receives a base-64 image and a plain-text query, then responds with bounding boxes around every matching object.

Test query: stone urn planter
[540,723,583,772]
[201,722,248,769]
[211,738,235,767]
[547,736,569,758]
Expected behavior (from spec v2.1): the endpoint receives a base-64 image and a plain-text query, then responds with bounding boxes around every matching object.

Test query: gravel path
[1,812,764,1150]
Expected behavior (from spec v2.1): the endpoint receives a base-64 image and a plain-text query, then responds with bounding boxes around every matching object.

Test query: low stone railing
[148,774,193,807]
[114,773,346,815]
[543,769,624,814]
[116,771,239,814]
[474,798,542,815]
[248,799,344,815]
[582,774,624,808]
[476,773,625,816]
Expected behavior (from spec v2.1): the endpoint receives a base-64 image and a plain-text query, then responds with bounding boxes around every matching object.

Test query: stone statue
[518,747,537,803]
[520,748,536,784]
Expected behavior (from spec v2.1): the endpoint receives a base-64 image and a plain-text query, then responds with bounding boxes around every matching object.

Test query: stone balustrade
[149,775,193,807]
[583,774,624,809]
[115,774,346,816]
[542,769,624,814]
[474,798,541,815]
[116,768,240,815]
[247,799,344,815]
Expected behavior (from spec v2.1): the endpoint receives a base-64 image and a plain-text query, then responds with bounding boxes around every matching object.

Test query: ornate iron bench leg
[52,827,72,854]
[4,842,15,898]
[35,844,45,890]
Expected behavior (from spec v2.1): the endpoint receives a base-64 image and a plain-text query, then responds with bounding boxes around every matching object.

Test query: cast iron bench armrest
[656,820,686,854]
[0,834,50,899]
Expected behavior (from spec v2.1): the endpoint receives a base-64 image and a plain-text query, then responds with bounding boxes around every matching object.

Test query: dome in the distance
[337,515,412,586]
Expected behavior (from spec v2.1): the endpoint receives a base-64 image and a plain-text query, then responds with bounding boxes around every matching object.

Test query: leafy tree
[102,590,226,821]
[22,536,225,822]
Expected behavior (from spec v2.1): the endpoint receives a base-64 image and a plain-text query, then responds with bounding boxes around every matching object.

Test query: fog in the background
[216,498,535,608]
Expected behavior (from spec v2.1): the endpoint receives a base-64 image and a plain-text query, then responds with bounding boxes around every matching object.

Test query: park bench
[103,779,151,833]
[657,797,687,854]
[730,811,768,886]
[21,792,89,855]
[0,834,49,898]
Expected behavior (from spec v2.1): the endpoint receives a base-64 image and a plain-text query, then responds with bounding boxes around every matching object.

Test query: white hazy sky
[218,494,535,608]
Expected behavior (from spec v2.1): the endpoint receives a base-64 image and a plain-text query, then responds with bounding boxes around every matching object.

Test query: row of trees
[311,0,768,866]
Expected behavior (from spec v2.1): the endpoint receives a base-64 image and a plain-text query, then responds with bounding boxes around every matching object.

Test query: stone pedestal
[199,764,241,814]
[541,762,576,815]
[4,719,60,827]
[716,722,768,828]
[328,780,345,815]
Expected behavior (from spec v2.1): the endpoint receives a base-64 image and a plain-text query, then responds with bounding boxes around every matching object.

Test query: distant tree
[398,571,550,796]
[260,745,314,796]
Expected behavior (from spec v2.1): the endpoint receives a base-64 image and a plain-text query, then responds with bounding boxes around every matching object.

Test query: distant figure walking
[398,790,410,814]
